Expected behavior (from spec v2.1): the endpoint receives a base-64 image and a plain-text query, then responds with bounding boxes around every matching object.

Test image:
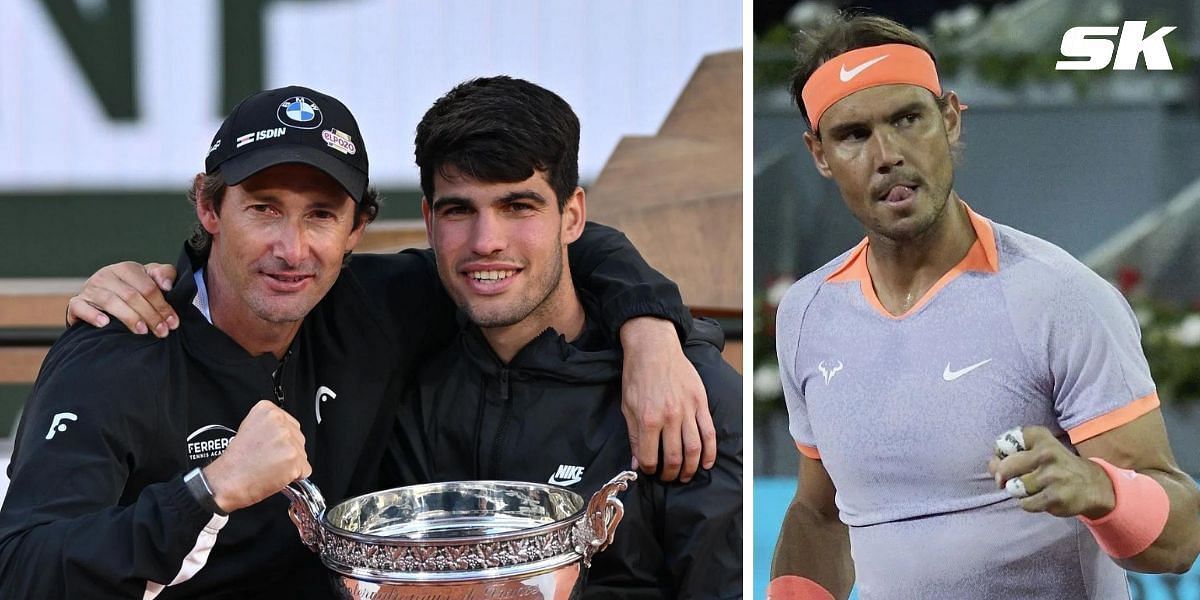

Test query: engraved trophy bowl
[283,471,637,600]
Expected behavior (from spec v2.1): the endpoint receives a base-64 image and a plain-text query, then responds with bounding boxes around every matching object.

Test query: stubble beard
[245,293,313,324]
[457,238,567,330]
[874,172,954,245]
[241,258,324,325]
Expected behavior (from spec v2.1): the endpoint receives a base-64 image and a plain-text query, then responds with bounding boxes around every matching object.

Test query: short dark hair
[791,13,946,133]
[186,169,380,262]
[414,76,580,211]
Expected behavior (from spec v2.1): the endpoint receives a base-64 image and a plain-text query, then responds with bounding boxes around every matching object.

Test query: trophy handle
[282,478,327,553]
[576,471,637,567]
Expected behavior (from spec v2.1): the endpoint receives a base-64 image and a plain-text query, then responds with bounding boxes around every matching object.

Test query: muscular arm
[772,455,853,599]
[1075,409,1200,573]
[991,409,1200,574]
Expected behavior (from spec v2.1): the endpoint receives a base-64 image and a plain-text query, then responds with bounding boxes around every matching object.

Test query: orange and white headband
[801,43,942,131]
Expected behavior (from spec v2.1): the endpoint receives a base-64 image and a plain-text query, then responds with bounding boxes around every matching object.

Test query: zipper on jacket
[472,376,486,478]
[273,375,285,405]
[272,350,291,406]
[488,368,514,474]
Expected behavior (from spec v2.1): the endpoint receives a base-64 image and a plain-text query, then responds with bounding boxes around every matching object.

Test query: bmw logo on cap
[277,96,323,129]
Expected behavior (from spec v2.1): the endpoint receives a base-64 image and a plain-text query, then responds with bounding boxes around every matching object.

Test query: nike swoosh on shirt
[548,475,582,486]
[839,54,890,82]
[943,359,992,381]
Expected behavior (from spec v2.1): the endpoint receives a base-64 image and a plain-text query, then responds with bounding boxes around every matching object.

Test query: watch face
[185,467,206,487]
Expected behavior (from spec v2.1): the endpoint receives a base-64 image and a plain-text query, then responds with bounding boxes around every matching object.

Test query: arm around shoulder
[568,221,691,337]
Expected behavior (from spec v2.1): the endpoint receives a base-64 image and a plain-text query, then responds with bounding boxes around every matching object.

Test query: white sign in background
[0,0,742,190]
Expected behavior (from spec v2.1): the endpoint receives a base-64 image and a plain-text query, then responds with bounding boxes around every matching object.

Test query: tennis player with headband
[767,13,1200,600]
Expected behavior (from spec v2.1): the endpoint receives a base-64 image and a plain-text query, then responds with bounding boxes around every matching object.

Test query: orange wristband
[1078,457,1170,559]
[767,576,836,600]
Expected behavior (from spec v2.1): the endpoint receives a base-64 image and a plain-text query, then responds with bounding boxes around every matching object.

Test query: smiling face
[422,166,584,330]
[805,84,961,242]
[199,163,363,330]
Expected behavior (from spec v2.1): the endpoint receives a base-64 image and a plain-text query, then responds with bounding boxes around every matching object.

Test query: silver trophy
[283,471,637,600]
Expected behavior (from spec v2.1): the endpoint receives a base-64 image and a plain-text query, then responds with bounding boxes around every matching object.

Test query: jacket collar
[455,292,622,383]
[169,244,285,374]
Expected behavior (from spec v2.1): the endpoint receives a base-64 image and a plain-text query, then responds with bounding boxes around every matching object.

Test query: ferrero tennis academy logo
[186,424,237,463]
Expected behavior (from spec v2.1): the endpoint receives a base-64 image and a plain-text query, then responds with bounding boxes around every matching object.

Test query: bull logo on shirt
[817,360,844,384]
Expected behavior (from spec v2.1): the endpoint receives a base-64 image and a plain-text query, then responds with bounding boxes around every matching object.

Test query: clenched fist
[988,425,1116,520]
[202,401,311,513]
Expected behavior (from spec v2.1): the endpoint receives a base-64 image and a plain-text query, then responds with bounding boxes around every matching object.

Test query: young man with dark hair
[770,13,1200,600]
[388,76,742,599]
[415,75,582,209]
[6,84,706,598]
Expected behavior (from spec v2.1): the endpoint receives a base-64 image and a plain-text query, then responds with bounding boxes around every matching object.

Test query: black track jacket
[388,310,743,599]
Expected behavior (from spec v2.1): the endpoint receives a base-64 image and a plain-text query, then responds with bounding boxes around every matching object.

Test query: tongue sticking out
[884,185,915,203]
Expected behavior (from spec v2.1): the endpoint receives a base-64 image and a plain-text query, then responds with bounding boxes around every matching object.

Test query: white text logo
[235,127,286,148]
[548,465,585,486]
[1057,21,1175,71]
[186,424,236,462]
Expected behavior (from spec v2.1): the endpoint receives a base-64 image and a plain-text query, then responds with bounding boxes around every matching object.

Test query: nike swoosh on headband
[839,54,890,82]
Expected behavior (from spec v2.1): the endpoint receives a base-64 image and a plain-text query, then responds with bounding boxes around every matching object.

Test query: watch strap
[184,467,228,516]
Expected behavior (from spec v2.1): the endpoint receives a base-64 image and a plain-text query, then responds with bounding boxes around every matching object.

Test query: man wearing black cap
[0,85,382,599]
[0,85,697,598]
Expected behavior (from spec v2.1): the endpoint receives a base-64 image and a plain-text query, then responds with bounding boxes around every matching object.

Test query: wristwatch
[184,467,228,516]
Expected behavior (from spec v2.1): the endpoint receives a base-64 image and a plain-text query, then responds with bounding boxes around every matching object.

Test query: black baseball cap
[204,85,369,202]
